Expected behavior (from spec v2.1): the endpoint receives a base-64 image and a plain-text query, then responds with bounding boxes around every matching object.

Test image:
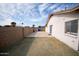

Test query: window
[65,19,78,36]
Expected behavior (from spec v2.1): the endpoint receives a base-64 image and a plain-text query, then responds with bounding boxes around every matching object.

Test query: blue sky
[0,3,79,27]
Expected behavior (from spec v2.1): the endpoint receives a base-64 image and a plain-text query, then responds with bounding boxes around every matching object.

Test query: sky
[0,3,79,27]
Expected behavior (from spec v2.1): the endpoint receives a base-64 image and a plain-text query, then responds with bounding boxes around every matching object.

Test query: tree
[0,25,2,27]
[32,24,35,32]
[4,25,11,27]
[32,24,35,28]
[11,22,16,27]
[38,26,41,28]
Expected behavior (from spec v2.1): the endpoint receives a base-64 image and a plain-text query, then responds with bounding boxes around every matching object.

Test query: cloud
[31,19,42,22]
[0,3,79,27]
[0,19,14,26]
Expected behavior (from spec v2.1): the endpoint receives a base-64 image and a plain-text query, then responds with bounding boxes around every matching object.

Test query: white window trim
[65,19,78,38]
[65,33,78,38]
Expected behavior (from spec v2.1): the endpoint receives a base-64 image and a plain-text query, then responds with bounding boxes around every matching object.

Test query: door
[49,25,53,35]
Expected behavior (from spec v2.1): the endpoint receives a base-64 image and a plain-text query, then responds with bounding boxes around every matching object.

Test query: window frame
[65,19,78,36]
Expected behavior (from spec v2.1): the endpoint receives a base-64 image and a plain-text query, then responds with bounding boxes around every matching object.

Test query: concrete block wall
[0,27,33,48]
[24,27,33,37]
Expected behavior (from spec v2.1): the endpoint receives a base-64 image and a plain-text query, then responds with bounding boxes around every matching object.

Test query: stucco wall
[0,27,33,48]
[46,12,79,50]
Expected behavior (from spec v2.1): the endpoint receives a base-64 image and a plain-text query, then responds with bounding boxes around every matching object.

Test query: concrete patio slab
[26,31,52,37]
[8,37,79,56]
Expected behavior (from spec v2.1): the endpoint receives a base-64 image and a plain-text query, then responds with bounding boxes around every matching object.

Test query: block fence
[0,27,33,49]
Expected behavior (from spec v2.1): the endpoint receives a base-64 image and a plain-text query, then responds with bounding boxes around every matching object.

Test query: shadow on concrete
[9,37,36,56]
[0,37,35,56]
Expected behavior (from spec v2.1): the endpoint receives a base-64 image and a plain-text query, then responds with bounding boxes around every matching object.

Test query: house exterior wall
[45,12,79,50]
[0,27,33,48]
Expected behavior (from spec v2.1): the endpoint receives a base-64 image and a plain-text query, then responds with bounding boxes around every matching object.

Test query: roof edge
[45,6,79,27]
